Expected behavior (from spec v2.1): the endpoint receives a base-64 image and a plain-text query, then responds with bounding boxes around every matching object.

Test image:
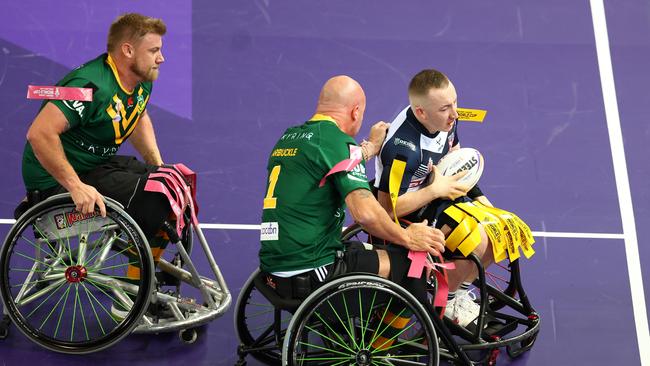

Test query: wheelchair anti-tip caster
[0,315,10,340]
[179,328,198,344]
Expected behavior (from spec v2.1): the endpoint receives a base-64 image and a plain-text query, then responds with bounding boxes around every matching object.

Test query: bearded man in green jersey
[21,14,179,315]
[259,76,446,313]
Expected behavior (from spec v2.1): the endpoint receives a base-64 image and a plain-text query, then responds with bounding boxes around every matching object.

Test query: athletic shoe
[445,290,480,327]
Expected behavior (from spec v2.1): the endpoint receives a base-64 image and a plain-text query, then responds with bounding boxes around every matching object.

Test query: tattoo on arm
[357,189,373,199]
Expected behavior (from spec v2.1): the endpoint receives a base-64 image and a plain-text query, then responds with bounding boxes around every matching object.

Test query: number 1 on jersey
[263,165,281,209]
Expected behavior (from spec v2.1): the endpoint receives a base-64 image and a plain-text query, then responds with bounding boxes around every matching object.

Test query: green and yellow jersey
[22,53,152,190]
[259,114,370,273]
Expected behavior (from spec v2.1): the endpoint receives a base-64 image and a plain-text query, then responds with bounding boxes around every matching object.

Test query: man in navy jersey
[375,69,494,328]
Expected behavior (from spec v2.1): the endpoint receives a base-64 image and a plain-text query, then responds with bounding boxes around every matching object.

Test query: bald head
[315,75,366,137]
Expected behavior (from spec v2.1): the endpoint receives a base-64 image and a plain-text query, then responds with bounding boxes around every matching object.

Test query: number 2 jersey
[22,53,152,191]
[259,114,370,273]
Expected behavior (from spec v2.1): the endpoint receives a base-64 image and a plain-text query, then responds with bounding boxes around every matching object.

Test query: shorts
[36,155,171,238]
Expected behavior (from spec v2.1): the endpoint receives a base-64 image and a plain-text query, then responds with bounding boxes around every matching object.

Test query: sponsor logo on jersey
[62,100,86,118]
[347,163,368,183]
[260,222,279,241]
[280,132,314,141]
[394,137,416,152]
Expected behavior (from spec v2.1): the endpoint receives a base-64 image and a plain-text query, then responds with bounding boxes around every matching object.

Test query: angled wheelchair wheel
[0,194,154,354]
[235,269,291,364]
[283,274,439,366]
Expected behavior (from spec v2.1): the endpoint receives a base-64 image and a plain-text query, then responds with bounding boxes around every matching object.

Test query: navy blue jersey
[374,106,459,195]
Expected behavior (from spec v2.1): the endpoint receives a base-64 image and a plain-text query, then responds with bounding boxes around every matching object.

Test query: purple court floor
[0,1,649,365]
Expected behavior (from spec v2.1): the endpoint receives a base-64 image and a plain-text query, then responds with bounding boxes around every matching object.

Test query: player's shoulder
[66,54,108,80]
[384,106,421,151]
[57,54,108,93]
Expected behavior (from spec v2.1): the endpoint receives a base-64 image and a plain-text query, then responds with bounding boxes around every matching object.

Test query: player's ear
[414,106,426,120]
[121,43,134,58]
[352,104,361,121]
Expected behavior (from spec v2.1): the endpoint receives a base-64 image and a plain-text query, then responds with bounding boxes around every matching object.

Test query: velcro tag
[27,85,93,101]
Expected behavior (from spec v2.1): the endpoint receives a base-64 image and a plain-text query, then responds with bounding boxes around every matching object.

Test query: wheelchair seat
[252,271,302,312]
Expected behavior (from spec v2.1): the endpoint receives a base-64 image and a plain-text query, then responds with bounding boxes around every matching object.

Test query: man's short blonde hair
[107,13,167,52]
[408,69,450,98]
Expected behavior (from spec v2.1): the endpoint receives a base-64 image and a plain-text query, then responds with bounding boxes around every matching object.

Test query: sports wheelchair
[0,192,231,354]
[235,222,540,365]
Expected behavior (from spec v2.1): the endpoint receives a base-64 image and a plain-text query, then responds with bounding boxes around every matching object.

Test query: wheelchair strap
[144,164,199,237]
[318,145,362,187]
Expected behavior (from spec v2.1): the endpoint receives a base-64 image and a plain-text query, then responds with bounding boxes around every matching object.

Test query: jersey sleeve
[376,139,419,195]
[46,77,97,129]
[320,138,370,198]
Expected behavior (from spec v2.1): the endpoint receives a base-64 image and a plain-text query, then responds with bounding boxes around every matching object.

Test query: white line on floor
[590,0,650,363]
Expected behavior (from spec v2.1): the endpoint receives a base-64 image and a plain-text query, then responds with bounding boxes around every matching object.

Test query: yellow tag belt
[443,201,535,262]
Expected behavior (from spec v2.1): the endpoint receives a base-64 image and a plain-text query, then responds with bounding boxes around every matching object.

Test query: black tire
[0,194,154,354]
[283,274,439,366]
[235,269,288,364]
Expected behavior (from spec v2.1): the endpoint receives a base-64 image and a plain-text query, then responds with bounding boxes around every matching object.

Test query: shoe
[445,290,480,328]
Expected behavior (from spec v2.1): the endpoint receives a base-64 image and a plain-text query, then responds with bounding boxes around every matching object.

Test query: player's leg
[80,156,174,317]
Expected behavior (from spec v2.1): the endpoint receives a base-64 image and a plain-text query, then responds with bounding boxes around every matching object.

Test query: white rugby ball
[436,147,484,188]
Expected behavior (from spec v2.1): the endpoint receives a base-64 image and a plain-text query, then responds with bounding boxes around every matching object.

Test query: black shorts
[38,155,171,238]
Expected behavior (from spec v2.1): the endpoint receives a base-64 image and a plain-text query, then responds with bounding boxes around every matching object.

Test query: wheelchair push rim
[0,194,154,354]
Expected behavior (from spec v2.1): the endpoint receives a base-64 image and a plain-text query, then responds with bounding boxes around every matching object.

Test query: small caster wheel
[179,328,198,344]
[0,315,10,340]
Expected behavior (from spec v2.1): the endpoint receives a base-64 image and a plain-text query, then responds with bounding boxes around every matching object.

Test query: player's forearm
[130,113,163,165]
[378,188,440,218]
[27,133,83,191]
[346,189,410,246]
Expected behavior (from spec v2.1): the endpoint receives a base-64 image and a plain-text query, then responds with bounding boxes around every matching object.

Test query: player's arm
[452,142,492,206]
[361,121,389,161]
[26,103,106,216]
[377,167,469,218]
[129,109,163,166]
[345,188,445,255]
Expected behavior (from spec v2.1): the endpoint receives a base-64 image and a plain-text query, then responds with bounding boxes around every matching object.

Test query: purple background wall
[0,0,649,365]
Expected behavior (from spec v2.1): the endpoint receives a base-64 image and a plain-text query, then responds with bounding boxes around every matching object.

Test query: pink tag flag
[27,85,93,102]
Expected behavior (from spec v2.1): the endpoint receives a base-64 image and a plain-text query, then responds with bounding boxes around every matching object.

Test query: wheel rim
[0,200,152,354]
[235,270,289,363]
[286,277,438,366]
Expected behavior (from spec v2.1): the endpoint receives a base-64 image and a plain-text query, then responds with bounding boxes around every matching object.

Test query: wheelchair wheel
[483,260,519,312]
[283,274,439,366]
[0,194,154,354]
[235,268,289,364]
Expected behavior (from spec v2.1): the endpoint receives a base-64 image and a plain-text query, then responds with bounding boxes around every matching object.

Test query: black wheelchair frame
[234,222,540,365]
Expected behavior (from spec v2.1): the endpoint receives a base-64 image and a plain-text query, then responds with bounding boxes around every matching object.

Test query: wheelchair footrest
[483,318,518,338]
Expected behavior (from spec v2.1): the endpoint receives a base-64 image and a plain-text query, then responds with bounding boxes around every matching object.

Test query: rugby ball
[436,147,484,188]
